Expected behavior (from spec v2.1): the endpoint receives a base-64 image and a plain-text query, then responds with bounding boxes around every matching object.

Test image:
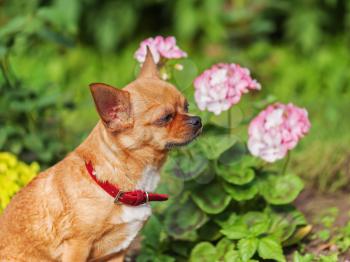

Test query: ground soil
[287,187,350,261]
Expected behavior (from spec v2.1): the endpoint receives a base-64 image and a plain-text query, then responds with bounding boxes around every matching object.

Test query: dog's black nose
[187,116,202,128]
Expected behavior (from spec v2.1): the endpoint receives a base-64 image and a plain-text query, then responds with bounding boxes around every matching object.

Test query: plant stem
[228,109,232,133]
[281,151,291,175]
[0,59,12,88]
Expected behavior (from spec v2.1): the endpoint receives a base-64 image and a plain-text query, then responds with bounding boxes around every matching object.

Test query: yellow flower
[0,152,40,212]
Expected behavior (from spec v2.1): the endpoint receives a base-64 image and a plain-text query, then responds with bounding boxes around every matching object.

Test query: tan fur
[0,50,201,262]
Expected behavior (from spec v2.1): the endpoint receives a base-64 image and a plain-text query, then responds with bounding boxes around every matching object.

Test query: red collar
[85,161,168,206]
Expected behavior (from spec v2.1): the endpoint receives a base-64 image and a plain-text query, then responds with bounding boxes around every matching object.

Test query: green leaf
[292,251,314,262]
[173,59,198,90]
[164,149,208,181]
[218,154,257,170]
[157,255,176,262]
[136,248,175,262]
[220,221,250,240]
[284,225,312,246]
[266,206,307,242]
[243,212,271,237]
[218,168,255,186]
[198,221,222,241]
[10,100,35,112]
[198,131,237,160]
[9,140,22,154]
[216,238,235,260]
[224,250,242,262]
[0,16,28,39]
[23,133,44,152]
[257,237,286,262]
[0,129,8,148]
[141,216,162,249]
[189,242,216,262]
[215,155,257,185]
[174,0,198,41]
[319,253,339,262]
[164,196,208,241]
[0,45,7,58]
[215,213,239,228]
[170,241,192,257]
[36,90,61,108]
[223,181,258,201]
[191,182,231,214]
[209,106,243,129]
[238,238,258,262]
[220,212,270,240]
[218,142,248,165]
[317,229,331,241]
[259,174,304,205]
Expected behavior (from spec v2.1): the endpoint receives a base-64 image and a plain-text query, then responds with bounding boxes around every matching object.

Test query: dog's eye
[161,113,174,123]
[184,102,189,112]
[154,112,174,126]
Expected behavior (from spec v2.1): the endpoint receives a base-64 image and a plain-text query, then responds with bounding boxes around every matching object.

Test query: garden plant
[133,36,311,262]
[1,0,350,261]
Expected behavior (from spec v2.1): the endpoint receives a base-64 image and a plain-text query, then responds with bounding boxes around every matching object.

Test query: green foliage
[293,251,340,262]
[258,173,304,205]
[0,152,39,211]
[303,208,350,259]
[139,118,309,261]
[191,181,231,215]
[223,182,258,202]
[216,155,256,185]
[1,0,350,260]
[136,216,176,262]
[293,252,314,262]
[0,1,77,165]
[257,237,285,262]
[0,64,71,165]
[198,131,238,160]
[164,195,208,241]
[190,242,217,262]
[238,237,258,261]
[1,0,349,172]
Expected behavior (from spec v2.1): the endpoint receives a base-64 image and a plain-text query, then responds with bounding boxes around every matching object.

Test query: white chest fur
[136,165,160,192]
[107,166,160,255]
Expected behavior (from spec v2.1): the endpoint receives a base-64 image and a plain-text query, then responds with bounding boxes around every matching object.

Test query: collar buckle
[145,191,149,203]
[114,191,124,205]
[85,161,168,206]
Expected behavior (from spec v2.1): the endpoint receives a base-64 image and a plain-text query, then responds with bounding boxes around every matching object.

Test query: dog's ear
[138,46,160,79]
[89,83,133,132]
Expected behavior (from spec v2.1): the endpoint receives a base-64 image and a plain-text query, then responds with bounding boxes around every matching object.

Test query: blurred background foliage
[1,0,350,260]
[1,0,350,189]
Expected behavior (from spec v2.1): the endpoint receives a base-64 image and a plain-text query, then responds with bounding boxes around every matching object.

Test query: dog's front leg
[62,239,91,262]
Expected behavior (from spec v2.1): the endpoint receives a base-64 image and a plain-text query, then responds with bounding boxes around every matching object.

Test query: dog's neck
[76,122,167,191]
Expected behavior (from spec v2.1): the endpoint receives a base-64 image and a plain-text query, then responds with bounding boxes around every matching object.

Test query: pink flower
[134,36,187,64]
[248,103,311,162]
[194,63,261,115]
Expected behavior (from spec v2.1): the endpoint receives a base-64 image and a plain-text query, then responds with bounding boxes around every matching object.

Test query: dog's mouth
[165,127,202,149]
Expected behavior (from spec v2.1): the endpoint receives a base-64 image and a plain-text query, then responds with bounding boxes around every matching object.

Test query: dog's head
[89,49,202,151]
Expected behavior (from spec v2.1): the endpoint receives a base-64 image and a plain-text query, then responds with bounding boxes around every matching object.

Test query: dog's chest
[103,166,160,255]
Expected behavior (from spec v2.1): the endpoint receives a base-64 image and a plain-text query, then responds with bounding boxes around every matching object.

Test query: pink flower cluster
[194,63,261,115]
[248,103,311,162]
[134,36,187,64]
